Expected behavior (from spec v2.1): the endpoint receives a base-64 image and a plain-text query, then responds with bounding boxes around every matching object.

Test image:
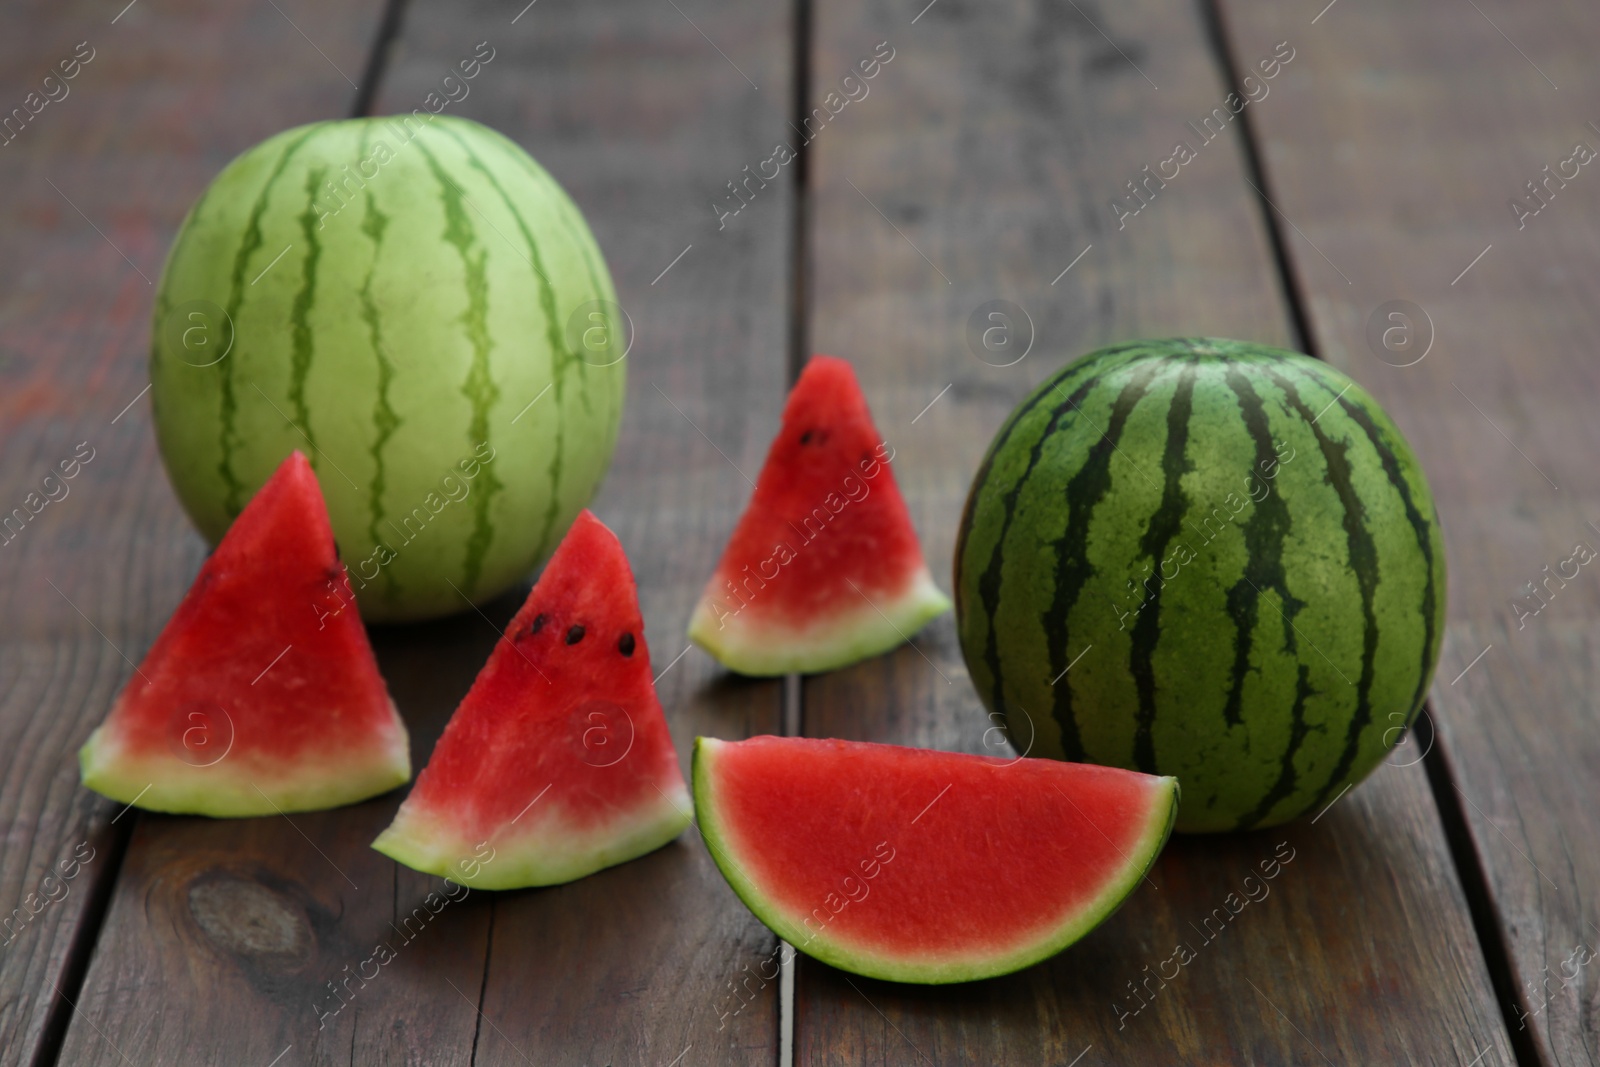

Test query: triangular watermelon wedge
[79,451,410,816]
[688,356,950,675]
[694,735,1177,983]
[372,510,692,889]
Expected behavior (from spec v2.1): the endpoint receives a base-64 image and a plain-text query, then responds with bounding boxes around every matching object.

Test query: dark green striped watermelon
[151,116,624,622]
[954,339,1446,832]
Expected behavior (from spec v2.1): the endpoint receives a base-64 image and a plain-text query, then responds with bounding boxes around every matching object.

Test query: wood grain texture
[0,1,381,1064]
[64,611,517,1066]
[794,0,1514,1062]
[1216,0,1600,1061]
[42,0,796,1064]
[371,0,794,1063]
[6,0,1580,1063]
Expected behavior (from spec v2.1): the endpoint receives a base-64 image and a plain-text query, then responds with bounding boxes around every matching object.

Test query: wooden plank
[794,0,1515,1062]
[1215,0,1600,1061]
[65,617,500,1066]
[0,1,382,1064]
[45,0,795,1065]
[369,0,795,1064]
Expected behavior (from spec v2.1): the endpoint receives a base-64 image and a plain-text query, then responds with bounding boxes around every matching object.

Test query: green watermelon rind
[370,779,694,890]
[954,337,1447,832]
[151,116,626,623]
[688,569,951,677]
[78,700,411,817]
[692,736,1178,985]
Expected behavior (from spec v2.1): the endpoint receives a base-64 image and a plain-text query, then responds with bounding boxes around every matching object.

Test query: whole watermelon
[954,339,1446,832]
[151,116,624,622]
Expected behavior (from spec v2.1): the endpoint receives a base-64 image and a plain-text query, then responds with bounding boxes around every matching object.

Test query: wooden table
[2,0,1594,1063]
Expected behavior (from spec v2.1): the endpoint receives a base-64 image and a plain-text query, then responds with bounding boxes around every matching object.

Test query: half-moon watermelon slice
[79,451,410,816]
[372,510,692,889]
[693,735,1177,983]
[688,355,950,676]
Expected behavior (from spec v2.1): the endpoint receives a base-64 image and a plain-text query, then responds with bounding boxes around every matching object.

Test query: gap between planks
[350,0,412,118]
[1198,0,1315,353]
[1203,2,1535,1060]
[778,0,813,1056]
[32,812,138,1067]
[1420,706,1542,1067]
[37,4,421,1061]
[778,675,802,1067]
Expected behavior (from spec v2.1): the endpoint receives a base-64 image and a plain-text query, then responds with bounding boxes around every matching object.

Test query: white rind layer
[693,737,1179,984]
[79,698,412,817]
[372,778,693,889]
[688,567,951,677]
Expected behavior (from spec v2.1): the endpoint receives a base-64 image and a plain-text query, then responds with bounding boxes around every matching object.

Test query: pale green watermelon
[151,116,625,622]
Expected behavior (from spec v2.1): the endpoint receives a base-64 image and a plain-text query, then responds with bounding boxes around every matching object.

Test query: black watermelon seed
[566,624,585,645]
[618,632,636,656]
[800,430,813,445]
[530,614,547,634]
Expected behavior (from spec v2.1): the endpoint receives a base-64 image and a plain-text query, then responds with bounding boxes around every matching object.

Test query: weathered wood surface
[794,0,1514,1062]
[1217,0,1600,1062]
[2,0,1586,1062]
[374,0,795,1062]
[35,0,795,1064]
[0,1,384,1064]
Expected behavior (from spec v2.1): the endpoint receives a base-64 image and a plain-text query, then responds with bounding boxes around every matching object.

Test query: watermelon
[151,115,625,623]
[372,510,692,888]
[954,339,1446,832]
[688,356,950,675]
[693,735,1176,983]
[79,452,410,816]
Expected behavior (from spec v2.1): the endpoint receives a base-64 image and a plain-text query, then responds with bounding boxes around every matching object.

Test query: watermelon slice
[79,451,410,816]
[688,356,950,675]
[372,510,692,888]
[693,735,1177,983]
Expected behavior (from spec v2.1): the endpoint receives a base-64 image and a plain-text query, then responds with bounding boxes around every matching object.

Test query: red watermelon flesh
[79,451,409,816]
[688,355,950,675]
[372,510,692,888]
[694,735,1177,983]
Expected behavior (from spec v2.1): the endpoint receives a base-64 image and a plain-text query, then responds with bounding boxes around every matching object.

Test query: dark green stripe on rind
[1223,368,1309,829]
[1256,367,1380,824]
[961,365,1091,714]
[487,129,604,420]
[1040,359,1167,762]
[1218,369,1300,732]
[1330,382,1443,733]
[1236,664,1316,830]
[438,123,573,564]
[954,342,1153,621]
[358,154,400,598]
[217,123,326,517]
[150,177,220,382]
[960,347,1144,759]
[1127,367,1195,772]
[289,166,325,460]
[417,136,501,597]
[482,123,616,425]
